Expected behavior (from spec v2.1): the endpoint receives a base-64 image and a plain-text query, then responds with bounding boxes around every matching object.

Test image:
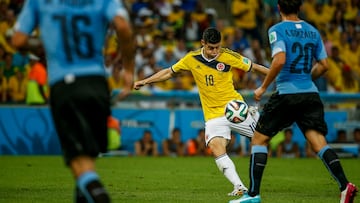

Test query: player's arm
[134,68,175,90]
[11,32,29,49]
[113,15,136,100]
[311,58,328,80]
[251,63,269,75]
[11,0,36,49]
[254,52,285,101]
[261,52,285,89]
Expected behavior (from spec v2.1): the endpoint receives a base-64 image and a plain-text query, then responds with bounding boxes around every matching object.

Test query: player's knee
[208,138,227,157]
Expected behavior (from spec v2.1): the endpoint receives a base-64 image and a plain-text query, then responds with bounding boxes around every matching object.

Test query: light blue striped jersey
[268,20,327,94]
[14,0,129,85]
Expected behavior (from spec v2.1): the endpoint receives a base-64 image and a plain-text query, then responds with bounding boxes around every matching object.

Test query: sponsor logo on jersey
[269,31,277,44]
[216,63,225,71]
[242,57,250,65]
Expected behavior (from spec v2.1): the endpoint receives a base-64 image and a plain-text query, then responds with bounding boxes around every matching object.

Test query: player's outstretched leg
[215,154,248,196]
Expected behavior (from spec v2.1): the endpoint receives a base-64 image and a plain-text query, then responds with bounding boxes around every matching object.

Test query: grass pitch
[0,156,359,203]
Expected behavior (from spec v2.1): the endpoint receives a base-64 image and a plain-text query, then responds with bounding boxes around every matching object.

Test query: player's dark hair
[278,0,302,15]
[202,27,221,44]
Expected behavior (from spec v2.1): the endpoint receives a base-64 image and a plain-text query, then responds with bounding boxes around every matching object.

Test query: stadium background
[0,0,359,157]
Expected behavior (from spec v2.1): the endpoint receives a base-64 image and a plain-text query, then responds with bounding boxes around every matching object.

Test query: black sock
[75,186,87,203]
[248,152,268,196]
[319,147,349,191]
[85,180,111,203]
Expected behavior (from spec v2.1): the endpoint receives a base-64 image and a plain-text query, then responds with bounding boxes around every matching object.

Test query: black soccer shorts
[50,76,111,165]
[256,92,328,137]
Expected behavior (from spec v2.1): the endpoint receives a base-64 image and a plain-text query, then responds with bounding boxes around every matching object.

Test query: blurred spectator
[107,65,124,93]
[131,0,149,16]
[11,48,29,72]
[231,0,263,44]
[26,54,47,105]
[190,1,208,35]
[334,64,359,93]
[344,0,358,21]
[162,127,185,156]
[107,116,121,151]
[276,128,300,158]
[7,67,27,103]
[333,64,359,109]
[186,128,212,156]
[216,19,235,44]
[222,33,236,50]
[353,128,360,144]
[142,55,161,78]
[152,34,166,62]
[320,30,333,57]
[135,47,152,71]
[0,66,6,102]
[173,39,188,60]
[300,0,316,20]
[325,20,341,44]
[227,134,244,157]
[334,129,349,143]
[182,12,200,44]
[325,46,345,90]
[231,28,250,53]
[342,39,360,76]
[134,8,154,48]
[204,8,217,28]
[181,0,198,12]
[156,46,177,69]
[168,0,185,39]
[306,3,332,31]
[2,52,13,79]
[134,130,159,156]
[242,39,266,63]
[0,9,16,36]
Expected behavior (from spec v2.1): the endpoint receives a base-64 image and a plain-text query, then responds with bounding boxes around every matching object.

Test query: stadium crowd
[0,0,359,107]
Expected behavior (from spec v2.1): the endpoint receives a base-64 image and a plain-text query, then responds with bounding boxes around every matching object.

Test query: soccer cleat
[229,193,261,203]
[340,182,358,203]
[228,185,248,196]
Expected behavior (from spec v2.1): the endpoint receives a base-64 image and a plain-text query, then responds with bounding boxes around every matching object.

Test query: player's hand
[133,80,146,90]
[254,86,266,101]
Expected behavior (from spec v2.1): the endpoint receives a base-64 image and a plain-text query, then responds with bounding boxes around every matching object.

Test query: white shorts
[204,108,259,146]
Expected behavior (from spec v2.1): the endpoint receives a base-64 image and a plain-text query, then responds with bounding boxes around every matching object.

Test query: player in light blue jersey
[12,0,135,202]
[230,0,358,203]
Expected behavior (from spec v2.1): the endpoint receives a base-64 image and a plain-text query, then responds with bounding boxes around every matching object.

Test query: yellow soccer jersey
[171,48,252,121]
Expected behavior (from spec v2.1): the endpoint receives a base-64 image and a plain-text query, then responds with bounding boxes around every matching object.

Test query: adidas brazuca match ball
[224,100,249,123]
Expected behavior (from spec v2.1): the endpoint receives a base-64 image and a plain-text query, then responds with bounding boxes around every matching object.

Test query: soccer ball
[224,100,249,123]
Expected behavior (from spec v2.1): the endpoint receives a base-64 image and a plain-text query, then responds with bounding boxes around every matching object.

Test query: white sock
[215,154,246,189]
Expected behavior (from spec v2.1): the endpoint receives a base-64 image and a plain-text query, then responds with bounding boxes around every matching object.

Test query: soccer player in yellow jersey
[134,27,269,196]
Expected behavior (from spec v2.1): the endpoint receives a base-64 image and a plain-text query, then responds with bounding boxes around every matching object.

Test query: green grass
[0,156,359,203]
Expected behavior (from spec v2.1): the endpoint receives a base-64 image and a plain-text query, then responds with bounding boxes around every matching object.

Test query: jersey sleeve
[171,53,191,73]
[315,34,327,61]
[105,0,130,22]
[268,26,286,57]
[225,49,252,72]
[13,0,38,35]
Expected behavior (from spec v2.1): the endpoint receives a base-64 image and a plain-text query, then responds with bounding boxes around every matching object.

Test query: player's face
[202,41,221,59]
